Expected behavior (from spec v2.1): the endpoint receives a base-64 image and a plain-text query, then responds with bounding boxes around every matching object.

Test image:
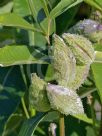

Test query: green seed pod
[88,31,102,43]
[67,64,90,90]
[52,34,76,86]
[62,33,95,65]
[46,84,84,115]
[29,73,51,112]
[68,19,102,43]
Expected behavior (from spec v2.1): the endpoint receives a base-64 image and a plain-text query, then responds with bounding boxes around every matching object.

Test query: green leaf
[13,0,30,16]
[0,66,26,134]
[13,0,47,48]
[56,5,79,34]
[0,13,40,32]
[28,0,55,35]
[94,51,102,63]
[86,126,96,136]
[45,64,54,81]
[43,111,60,122]
[84,0,102,12]
[91,63,102,103]
[0,45,47,67]
[50,0,83,18]
[18,113,46,136]
[2,114,23,136]
[72,114,93,124]
[0,1,13,14]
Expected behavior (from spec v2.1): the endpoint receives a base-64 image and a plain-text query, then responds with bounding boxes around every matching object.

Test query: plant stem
[20,65,30,119]
[20,65,28,89]
[59,114,65,136]
[21,97,30,119]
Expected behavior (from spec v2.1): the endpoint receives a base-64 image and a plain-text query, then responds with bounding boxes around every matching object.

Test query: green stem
[88,96,97,135]
[46,0,52,9]
[40,0,49,16]
[20,65,28,89]
[59,114,65,136]
[21,97,30,119]
[20,65,30,119]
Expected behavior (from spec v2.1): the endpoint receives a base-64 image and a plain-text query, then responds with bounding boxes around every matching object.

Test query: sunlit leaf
[0,13,39,32]
[0,45,47,67]
[50,0,83,18]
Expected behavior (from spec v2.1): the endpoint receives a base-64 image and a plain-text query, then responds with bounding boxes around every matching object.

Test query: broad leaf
[18,113,46,136]
[91,63,102,103]
[84,0,102,12]
[0,13,37,32]
[0,45,47,67]
[72,114,93,124]
[13,0,30,17]
[50,0,83,18]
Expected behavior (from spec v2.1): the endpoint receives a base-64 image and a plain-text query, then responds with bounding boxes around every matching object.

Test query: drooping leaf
[18,113,46,136]
[0,13,38,32]
[50,0,83,18]
[0,45,47,67]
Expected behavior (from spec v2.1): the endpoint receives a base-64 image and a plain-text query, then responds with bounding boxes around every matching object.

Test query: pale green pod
[46,84,84,115]
[88,31,102,43]
[67,64,90,90]
[68,19,102,43]
[29,73,51,112]
[52,34,76,86]
[62,33,95,65]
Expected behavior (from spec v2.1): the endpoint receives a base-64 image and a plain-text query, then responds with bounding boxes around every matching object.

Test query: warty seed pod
[46,84,84,115]
[62,33,95,65]
[67,64,90,91]
[29,73,51,112]
[52,34,76,87]
[68,19,102,43]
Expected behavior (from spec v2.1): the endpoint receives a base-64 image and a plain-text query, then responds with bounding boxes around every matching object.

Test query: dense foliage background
[0,0,102,136]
